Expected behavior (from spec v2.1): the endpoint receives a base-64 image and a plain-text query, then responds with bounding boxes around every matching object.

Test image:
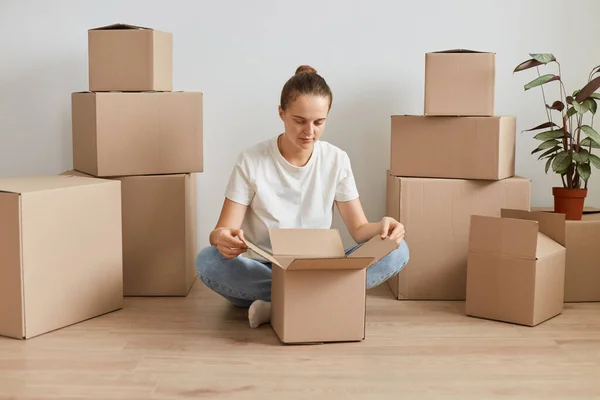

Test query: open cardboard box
[466,209,566,326]
[244,229,399,344]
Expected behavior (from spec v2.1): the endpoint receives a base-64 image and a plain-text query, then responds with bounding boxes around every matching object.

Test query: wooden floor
[1,280,600,400]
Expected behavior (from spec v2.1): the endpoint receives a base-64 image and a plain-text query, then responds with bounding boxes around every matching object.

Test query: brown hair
[280,65,333,111]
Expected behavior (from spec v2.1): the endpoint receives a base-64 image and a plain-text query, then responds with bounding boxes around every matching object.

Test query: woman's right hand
[210,227,248,259]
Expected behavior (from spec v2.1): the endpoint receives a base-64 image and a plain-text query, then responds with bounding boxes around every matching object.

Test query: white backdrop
[1,0,599,249]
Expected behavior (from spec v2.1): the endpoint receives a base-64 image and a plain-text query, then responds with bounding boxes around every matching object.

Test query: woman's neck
[278,134,313,167]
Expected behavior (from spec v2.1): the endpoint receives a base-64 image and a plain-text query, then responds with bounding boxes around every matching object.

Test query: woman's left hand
[379,216,405,244]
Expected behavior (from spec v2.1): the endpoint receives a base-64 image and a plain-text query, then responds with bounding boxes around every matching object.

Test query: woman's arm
[336,198,405,244]
[209,198,249,258]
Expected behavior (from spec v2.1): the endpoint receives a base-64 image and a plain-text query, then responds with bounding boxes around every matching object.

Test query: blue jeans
[195,240,410,308]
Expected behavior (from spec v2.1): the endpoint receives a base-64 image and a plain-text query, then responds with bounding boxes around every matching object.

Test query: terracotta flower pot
[552,187,588,220]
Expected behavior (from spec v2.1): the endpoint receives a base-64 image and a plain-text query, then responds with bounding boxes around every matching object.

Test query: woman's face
[279,94,330,151]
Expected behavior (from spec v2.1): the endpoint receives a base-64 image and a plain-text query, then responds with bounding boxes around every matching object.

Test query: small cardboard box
[88,23,172,91]
[521,207,600,302]
[386,172,531,300]
[72,91,203,177]
[0,175,123,339]
[244,229,399,344]
[390,115,516,180]
[62,170,198,296]
[424,49,495,116]
[466,210,566,326]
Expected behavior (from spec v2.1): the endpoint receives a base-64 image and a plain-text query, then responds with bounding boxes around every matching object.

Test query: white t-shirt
[224,136,359,260]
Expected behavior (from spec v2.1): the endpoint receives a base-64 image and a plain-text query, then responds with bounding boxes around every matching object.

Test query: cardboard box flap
[287,257,374,271]
[536,232,565,259]
[0,175,108,194]
[90,23,152,31]
[269,229,345,258]
[347,236,399,265]
[430,49,492,54]
[244,241,282,267]
[501,209,566,246]
[469,215,539,260]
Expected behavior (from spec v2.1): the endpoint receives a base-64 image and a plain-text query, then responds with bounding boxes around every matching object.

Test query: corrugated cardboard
[244,230,398,344]
[62,170,198,296]
[88,23,172,91]
[466,211,566,326]
[385,172,531,300]
[390,115,516,180]
[515,207,600,302]
[424,49,495,116]
[0,175,123,340]
[71,91,203,177]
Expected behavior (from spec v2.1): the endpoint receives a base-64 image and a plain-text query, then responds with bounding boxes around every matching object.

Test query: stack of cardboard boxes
[385,49,576,326]
[386,49,532,301]
[65,23,203,297]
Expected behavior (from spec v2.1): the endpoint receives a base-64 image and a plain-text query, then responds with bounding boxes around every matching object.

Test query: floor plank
[1,281,599,399]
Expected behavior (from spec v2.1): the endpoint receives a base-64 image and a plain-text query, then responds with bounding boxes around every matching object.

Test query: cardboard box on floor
[88,23,173,92]
[0,175,123,339]
[424,49,495,116]
[71,91,203,177]
[62,170,198,296]
[390,115,516,180]
[519,207,600,302]
[244,229,399,344]
[466,210,566,326]
[385,172,531,300]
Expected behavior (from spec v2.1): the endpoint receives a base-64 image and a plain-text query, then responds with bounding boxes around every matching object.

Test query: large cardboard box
[424,49,495,116]
[385,173,531,300]
[390,115,516,180]
[62,170,198,296]
[88,23,172,92]
[466,211,566,326]
[245,230,398,344]
[520,207,600,302]
[72,91,203,177]
[0,175,123,339]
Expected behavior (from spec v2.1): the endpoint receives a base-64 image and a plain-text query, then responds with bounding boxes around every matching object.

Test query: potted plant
[514,54,600,220]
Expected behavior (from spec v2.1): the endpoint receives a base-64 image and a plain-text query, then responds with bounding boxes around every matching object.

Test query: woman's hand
[210,227,248,259]
[379,216,405,244]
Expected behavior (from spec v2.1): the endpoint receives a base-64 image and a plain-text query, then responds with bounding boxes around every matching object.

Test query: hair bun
[295,65,317,75]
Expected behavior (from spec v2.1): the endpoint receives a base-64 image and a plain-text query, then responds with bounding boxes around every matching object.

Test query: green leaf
[567,96,574,105]
[523,122,560,132]
[545,156,553,173]
[533,130,564,141]
[589,153,600,169]
[575,76,600,103]
[581,125,600,146]
[584,98,598,114]
[513,58,543,73]
[567,107,577,118]
[577,163,591,182]
[532,139,561,154]
[581,137,600,149]
[573,148,590,163]
[538,146,561,160]
[546,101,565,112]
[530,53,556,64]
[573,89,581,97]
[552,151,572,172]
[524,74,560,91]
[573,100,590,115]
[590,93,600,100]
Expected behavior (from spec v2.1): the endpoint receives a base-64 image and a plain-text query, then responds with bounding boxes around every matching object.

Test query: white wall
[1,0,599,249]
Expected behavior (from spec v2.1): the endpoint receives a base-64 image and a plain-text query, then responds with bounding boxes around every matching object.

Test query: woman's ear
[278,105,284,121]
